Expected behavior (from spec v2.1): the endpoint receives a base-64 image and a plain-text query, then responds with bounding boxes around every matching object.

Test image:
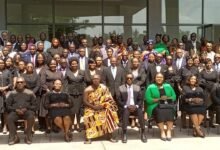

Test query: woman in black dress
[84,58,101,86]
[40,59,63,131]
[164,55,179,88]
[211,82,220,125]
[22,62,40,95]
[200,58,218,127]
[182,75,206,137]
[44,79,72,142]
[64,58,85,131]
[35,53,48,131]
[178,56,200,128]
[0,59,12,134]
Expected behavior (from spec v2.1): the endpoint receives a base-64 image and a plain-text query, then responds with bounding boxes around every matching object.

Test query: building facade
[0,0,220,42]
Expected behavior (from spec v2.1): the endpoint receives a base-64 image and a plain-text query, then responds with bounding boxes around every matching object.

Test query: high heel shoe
[160,131,166,141]
[64,133,71,142]
[193,128,197,137]
[166,130,172,141]
[195,128,205,138]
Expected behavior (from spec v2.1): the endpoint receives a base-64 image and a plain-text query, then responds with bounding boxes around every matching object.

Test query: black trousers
[122,107,145,131]
[7,110,35,139]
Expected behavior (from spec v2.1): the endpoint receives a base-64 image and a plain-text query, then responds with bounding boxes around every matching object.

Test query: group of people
[0,31,220,145]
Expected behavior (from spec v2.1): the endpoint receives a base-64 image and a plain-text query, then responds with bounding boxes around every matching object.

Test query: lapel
[108,67,115,80]
[115,67,119,78]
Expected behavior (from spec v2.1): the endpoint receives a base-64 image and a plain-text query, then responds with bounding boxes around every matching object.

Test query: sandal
[84,139,92,144]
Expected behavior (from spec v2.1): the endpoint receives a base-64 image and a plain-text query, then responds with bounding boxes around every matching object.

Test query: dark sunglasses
[16,81,24,84]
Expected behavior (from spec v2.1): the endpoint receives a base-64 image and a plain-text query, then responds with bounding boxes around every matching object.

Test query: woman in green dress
[145,73,176,141]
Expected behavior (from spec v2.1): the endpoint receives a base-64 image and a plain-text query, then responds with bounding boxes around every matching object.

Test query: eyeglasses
[16,81,24,84]
[126,77,133,80]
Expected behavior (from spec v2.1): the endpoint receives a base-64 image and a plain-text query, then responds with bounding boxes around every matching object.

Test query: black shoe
[8,136,20,145]
[24,136,32,144]
[166,137,172,141]
[141,133,147,143]
[122,133,127,143]
[148,120,152,129]
[209,124,216,128]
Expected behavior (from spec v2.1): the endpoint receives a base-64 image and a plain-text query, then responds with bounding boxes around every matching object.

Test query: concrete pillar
[148,0,162,39]
[0,0,6,30]
[165,0,179,39]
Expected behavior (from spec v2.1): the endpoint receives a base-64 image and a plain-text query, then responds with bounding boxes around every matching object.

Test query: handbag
[188,98,204,106]
[158,99,176,109]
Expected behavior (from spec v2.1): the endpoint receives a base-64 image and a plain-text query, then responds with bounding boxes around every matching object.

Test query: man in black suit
[173,48,186,71]
[148,53,167,84]
[118,51,132,73]
[118,73,147,143]
[103,47,113,67]
[21,44,37,66]
[185,33,201,57]
[6,77,37,145]
[102,57,125,121]
[0,31,9,46]
[80,38,91,58]
[128,57,147,88]
[63,32,79,49]
[78,47,88,71]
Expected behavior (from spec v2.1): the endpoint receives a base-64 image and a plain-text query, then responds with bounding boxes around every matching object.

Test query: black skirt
[152,106,175,123]
[182,104,206,115]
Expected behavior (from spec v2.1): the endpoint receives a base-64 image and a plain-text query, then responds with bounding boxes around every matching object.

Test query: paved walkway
[0,122,219,150]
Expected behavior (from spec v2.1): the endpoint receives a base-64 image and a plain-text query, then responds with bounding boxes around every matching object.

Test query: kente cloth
[84,84,119,139]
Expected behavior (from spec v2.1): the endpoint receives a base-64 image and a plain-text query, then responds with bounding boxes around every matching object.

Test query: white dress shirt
[79,57,85,70]
[111,66,117,79]
[176,57,183,69]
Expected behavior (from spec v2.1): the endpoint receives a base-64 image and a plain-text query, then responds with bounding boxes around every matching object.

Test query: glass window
[104,25,146,42]
[55,25,102,45]
[204,0,220,24]
[7,25,52,41]
[162,26,201,40]
[132,26,147,42]
[7,0,52,24]
[55,0,102,24]
[104,25,124,39]
[179,0,202,24]
[104,0,147,24]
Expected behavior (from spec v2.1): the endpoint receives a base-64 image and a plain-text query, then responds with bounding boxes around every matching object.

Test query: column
[0,0,6,30]
[148,0,162,39]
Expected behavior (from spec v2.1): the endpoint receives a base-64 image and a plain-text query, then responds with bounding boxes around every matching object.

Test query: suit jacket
[185,40,201,51]
[78,57,89,70]
[185,40,201,54]
[173,57,187,71]
[118,59,132,73]
[96,65,107,76]
[21,52,37,65]
[103,58,111,67]
[84,69,102,86]
[148,63,167,84]
[63,40,79,49]
[64,69,86,95]
[102,66,125,97]
[118,84,143,108]
[128,67,147,88]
